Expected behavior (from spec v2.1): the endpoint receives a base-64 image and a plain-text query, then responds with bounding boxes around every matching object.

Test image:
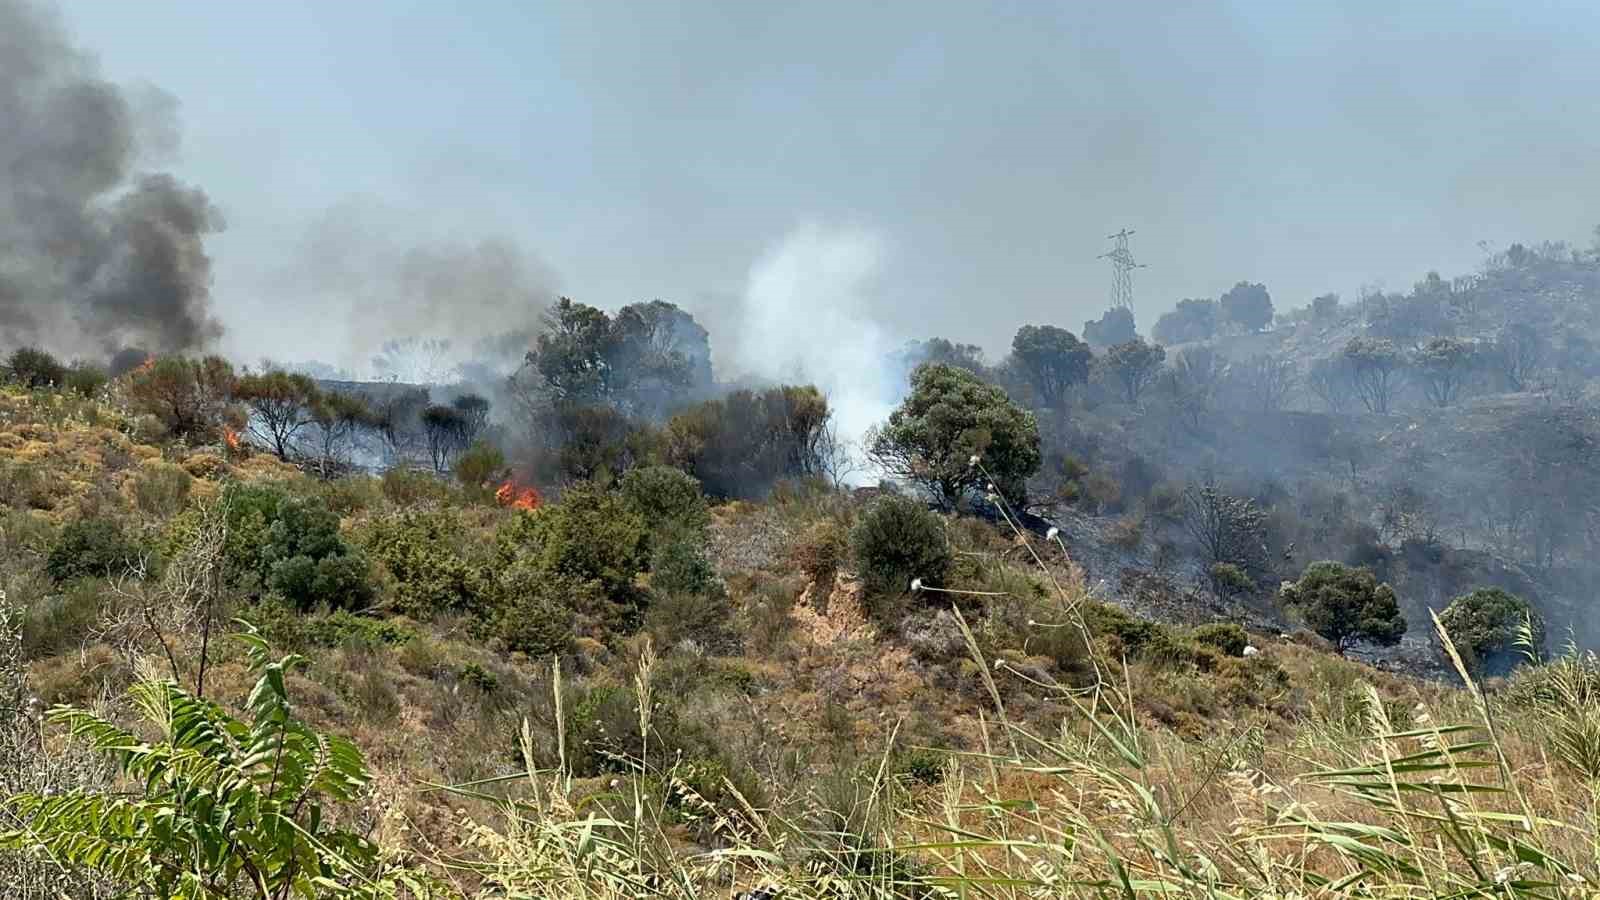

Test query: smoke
[266,199,559,380]
[0,0,222,360]
[731,225,902,449]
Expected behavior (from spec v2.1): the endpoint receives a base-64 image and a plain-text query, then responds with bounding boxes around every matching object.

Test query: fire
[222,427,241,453]
[496,479,541,510]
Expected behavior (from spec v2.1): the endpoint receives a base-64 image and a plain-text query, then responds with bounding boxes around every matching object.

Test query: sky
[47,0,1600,375]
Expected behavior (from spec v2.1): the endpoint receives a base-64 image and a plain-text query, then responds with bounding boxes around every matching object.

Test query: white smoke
[731,224,903,458]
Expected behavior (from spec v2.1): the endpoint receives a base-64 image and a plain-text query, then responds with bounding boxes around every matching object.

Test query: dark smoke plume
[0,0,222,360]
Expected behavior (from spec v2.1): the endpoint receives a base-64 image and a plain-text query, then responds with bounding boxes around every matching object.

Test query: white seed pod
[1046,526,1060,541]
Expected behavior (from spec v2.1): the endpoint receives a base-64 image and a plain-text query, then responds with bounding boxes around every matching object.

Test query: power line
[1097,228,1146,311]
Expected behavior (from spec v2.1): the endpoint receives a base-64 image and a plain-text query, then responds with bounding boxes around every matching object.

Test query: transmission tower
[1098,229,1146,311]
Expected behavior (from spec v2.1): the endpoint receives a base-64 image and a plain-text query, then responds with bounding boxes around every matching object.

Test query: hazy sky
[56,0,1600,372]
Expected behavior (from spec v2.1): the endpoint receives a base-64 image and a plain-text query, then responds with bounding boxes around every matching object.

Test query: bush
[5,346,65,389]
[357,510,485,619]
[452,440,505,493]
[130,462,194,518]
[620,465,710,536]
[497,481,649,606]
[380,466,454,507]
[1191,622,1250,657]
[259,496,372,611]
[46,519,146,582]
[487,568,578,657]
[63,363,109,399]
[850,495,952,600]
[646,589,736,653]
[1438,588,1545,676]
[1280,561,1406,654]
[792,518,849,586]
[649,534,719,597]
[21,580,103,658]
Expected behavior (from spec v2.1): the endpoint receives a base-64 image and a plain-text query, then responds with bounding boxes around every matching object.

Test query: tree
[1182,481,1268,578]
[1008,324,1092,408]
[1494,323,1545,392]
[365,385,430,465]
[420,403,469,473]
[866,363,1040,509]
[665,386,833,498]
[232,369,322,459]
[124,355,240,440]
[1343,337,1403,414]
[1311,293,1341,321]
[1412,337,1477,408]
[1100,338,1166,405]
[1305,356,1354,413]
[0,630,430,898]
[1158,346,1227,433]
[1219,281,1273,332]
[4,346,65,389]
[895,338,987,379]
[452,392,491,444]
[1437,588,1545,676]
[528,297,705,418]
[1082,306,1137,348]
[1232,353,1297,412]
[1152,298,1218,345]
[306,390,373,476]
[1279,561,1406,654]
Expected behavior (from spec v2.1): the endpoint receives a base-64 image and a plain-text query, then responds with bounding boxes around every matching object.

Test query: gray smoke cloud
[263,198,559,380]
[0,0,222,360]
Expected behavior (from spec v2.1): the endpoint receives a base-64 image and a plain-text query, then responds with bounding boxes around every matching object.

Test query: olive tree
[867,363,1041,509]
[1279,561,1406,654]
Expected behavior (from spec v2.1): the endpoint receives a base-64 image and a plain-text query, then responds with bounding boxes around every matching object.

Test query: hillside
[0,366,1598,898]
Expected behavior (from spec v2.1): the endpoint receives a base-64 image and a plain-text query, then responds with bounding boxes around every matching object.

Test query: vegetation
[1439,587,1546,675]
[1280,560,1407,653]
[867,363,1040,508]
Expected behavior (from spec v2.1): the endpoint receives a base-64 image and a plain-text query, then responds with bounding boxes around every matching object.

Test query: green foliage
[1009,324,1092,407]
[21,580,103,659]
[245,603,416,650]
[867,363,1041,508]
[262,496,371,611]
[1280,560,1406,653]
[890,747,949,786]
[1219,280,1274,332]
[500,482,648,603]
[620,465,710,536]
[46,518,145,582]
[63,363,109,399]
[1208,561,1254,598]
[1082,305,1136,348]
[1100,338,1166,404]
[1190,622,1250,657]
[356,509,485,619]
[5,346,65,389]
[123,355,240,440]
[379,465,454,506]
[487,565,579,656]
[792,517,850,585]
[1438,587,1545,675]
[232,368,322,458]
[648,534,718,597]
[130,462,194,518]
[1152,298,1218,345]
[0,628,433,898]
[850,495,951,601]
[452,439,506,493]
[664,385,831,498]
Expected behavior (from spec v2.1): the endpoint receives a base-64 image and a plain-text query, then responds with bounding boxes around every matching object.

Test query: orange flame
[134,355,156,375]
[495,479,541,510]
[222,427,241,453]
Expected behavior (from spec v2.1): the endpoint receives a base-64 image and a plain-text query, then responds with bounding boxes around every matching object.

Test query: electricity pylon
[1098,229,1145,311]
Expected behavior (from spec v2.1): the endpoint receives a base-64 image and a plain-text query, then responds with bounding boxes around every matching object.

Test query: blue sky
[57,0,1600,372]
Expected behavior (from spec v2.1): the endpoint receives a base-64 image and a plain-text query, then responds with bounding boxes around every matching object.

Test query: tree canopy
[1280,561,1406,653]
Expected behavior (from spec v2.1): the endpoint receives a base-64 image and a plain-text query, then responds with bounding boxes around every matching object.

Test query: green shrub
[649,534,718,597]
[130,462,194,518]
[45,518,145,582]
[5,346,65,389]
[1208,562,1255,598]
[381,466,454,507]
[63,363,109,398]
[249,494,373,611]
[459,662,499,693]
[21,580,103,658]
[620,465,710,536]
[1438,587,1545,675]
[890,748,948,786]
[496,481,649,611]
[357,509,485,619]
[452,440,506,494]
[646,589,736,653]
[1191,622,1250,657]
[850,495,951,599]
[487,563,580,656]
[1280,561,1406,654]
